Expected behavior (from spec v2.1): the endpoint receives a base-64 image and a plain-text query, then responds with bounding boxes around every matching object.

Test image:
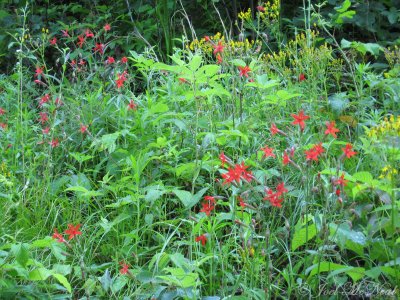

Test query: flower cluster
[52,223,82,243]
[221,162,253,185]
[199,196,216,216]
[263,182,288,208]
[366,115,400,139]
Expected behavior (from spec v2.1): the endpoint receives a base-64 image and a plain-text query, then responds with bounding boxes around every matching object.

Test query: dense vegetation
[0,1,399,299]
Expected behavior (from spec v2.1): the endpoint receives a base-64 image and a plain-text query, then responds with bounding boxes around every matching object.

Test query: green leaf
[307,261,365,282]
[11,243,30,267]
[291,223,317,251]
[53,273,72,293]
[335,0,351,13]
[100,269,113,292]
[111,276,127,293]
[189,55,202,71]
[230,59,246,67]
[157,267,198,288]
[173,187,208,209]
[31,237,53,248]
[29,268,52,281]
[352,171,373,184]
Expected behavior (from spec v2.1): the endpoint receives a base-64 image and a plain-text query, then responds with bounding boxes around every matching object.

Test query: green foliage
[1,1,400,299]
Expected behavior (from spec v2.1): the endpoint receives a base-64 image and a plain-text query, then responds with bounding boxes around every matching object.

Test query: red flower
[0,107,6,115]
[106,56,115,64]
[216,54,223,64]
[39,112,48,124]
[283,152,290,165]
[325,121,339,138]
[39,94,51,107]
[314,143,324,156]
[104,24,111,31]
[42,127,50,135]
[61,29,69,37]
[257,5,265,12]
[305,149,319,161]
[64,224,82,240]
[299,73,306,82]
[276,182,288,194]
[200,196,216,216]
[305,143,324,162]
[334,173,348,187]
[35,66,44,78]
[121,56,128,63]
[0,123,7,130]
[291,110,310,131]
[119,262,129,275]
[219,151,228,167]
[178,77,187,84]
[50,37,57,45]
[341,143,357,159]
[195,234,207,246]
[261,145,275,158]
[270,123,279,135]
[238,65,251,78]
[55,97,63,106]
[52,229,65,243]
[263,190,284,208]
[127,99,137,111]
[336,188,341,197]
[94,43,105,54]
[263,182,288,208]
[77,35,85,48]
[222,162,252,185]
[238,196,246,208]
[50,139,59,148]
[116,71,128,89]
[85,29,94,38]
[80,124,88,134]
[213,41,224,55]
[204,36,210,42]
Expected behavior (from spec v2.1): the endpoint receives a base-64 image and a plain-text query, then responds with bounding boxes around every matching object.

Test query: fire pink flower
[257,5,265,12]
[80,124,88,134]
[325,121,339,138]
[85,29,94,38]
[119,261,129,274]
[127,99,137,111]
[261,145,275,158]
[106,56,115,64]
[238,66,251,78]
[291,110,310,131]
[195,234,207,246]
[64,224,82,240]
[52,229,65,243]
[104,24,111,31]
[42,127,50,135]
[213,41,224,55]
[94,43,105,54]
[341,143,357,159]
[50,139,59,148]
